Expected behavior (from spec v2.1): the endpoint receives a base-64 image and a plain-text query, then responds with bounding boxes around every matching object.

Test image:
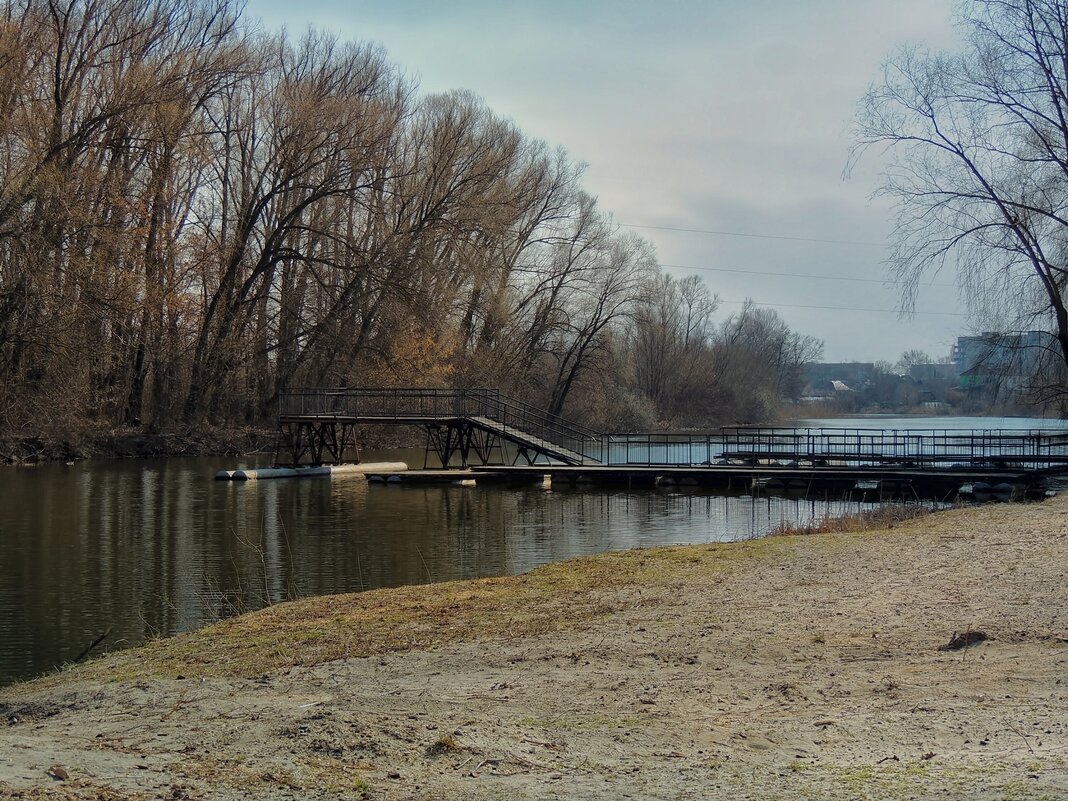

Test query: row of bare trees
[626,279,822,427]
[0,0,819,435]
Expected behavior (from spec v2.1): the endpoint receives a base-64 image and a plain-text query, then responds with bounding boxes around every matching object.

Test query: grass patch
[21,539,777,689]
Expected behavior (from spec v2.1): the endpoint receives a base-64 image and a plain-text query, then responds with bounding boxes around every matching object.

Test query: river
[2,415,1064,687]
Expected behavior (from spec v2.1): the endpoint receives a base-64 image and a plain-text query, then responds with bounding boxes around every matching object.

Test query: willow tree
[853,0,1068,393]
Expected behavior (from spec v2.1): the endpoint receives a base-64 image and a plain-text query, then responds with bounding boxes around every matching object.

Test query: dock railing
[575,427,1068,467]
[717,426,1068,469]
[279,390,1068,470]
[595,432,720,466]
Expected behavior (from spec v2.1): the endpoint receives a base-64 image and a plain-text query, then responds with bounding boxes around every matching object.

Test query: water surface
[3,450,868,687]
[4,414,1062,688]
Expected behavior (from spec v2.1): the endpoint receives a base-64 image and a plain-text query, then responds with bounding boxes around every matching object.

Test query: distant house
[804,363,875,396]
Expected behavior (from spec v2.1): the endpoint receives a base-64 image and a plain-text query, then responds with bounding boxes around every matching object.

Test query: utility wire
[718,298,966,317]
[661,262,955,288]
[623,222,962,307]
[620,222,886,247]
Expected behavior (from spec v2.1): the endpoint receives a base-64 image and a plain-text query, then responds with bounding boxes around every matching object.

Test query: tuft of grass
[426,733,461,756]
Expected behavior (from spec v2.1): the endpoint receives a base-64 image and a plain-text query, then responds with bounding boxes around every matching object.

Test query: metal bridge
[276,388,601,468]
[275,387,1068,475]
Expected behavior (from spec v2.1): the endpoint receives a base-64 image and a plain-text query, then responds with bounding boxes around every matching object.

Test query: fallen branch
[74,627,113,663]
[1005,721,1036,755]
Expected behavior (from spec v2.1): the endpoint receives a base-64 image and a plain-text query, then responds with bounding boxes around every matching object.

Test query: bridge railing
[718,426,1068,468]
[280,388,499,420]
[278,390,1068,469]
[279,388,605,462]
[487,392,603,461]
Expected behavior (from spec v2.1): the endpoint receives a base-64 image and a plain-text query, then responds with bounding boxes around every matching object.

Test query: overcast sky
[244,0,963,363]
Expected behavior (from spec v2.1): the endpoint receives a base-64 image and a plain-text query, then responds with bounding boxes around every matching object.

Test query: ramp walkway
[276,388,601,467]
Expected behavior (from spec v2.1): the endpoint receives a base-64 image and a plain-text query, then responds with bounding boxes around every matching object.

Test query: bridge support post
[424,421,505,468]
[466,425,503,466]
[424,423,464,468]
[513,444,548,466]
[274,421,361,467]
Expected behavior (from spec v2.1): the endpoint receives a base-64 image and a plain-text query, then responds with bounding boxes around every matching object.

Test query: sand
[1,495,1067,800]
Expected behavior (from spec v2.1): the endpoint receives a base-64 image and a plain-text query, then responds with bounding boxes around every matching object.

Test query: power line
[620,222,886,247]
[661,262,955,288]
[718,298,966,317]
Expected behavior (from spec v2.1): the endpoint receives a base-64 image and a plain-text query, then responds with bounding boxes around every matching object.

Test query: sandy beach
[2,496,1066,800]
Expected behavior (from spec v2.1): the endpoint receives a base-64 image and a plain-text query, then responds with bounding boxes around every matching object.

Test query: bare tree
[852,0,1068,397]
[0,0,242,425]
[895,349,932,374]
[544,231,654,417]
[0,0,824,439]
[183,32,399,421]
[630,273,718,423]
[715,304,823,421]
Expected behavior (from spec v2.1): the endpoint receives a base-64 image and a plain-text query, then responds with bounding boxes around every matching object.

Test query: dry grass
[425,734,461,756]
[25,540,772,689]
[770,503,939,536]
[15,502,953,692]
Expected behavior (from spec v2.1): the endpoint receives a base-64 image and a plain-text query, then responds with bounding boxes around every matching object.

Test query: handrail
[489,393,601,441]
[717,426,1068,466]
[277,390,1068,468]
[278,388,604,462]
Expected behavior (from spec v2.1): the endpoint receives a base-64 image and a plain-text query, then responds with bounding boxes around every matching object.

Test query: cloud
[244,0,965,360]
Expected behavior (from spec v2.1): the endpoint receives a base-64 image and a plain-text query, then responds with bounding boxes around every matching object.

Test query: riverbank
[2,499,1066,800]
[0,425,426,464]
[0,425,277,464]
